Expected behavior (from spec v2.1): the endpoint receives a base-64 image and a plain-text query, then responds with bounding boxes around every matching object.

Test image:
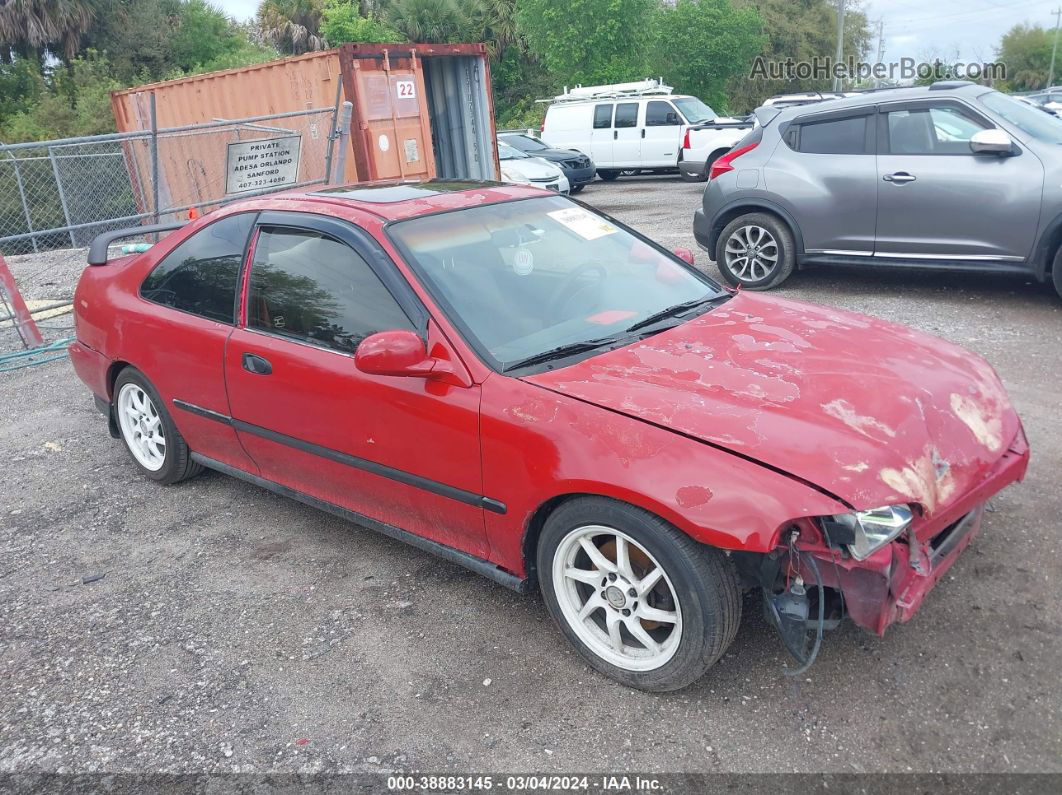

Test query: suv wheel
[113,367,202,485]
[538,497,741,692]
[715,212,795,290]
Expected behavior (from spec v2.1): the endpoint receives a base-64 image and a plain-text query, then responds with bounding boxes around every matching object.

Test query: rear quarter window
[794,115,867,154]
[139,213,255,324]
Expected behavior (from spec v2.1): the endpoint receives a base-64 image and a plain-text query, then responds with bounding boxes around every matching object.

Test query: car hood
[502,157,561,179]
[531,147,588,162]
[524,293,1020,515]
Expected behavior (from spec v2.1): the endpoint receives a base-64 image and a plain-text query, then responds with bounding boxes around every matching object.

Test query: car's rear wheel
[1052,245,1062,299]
[113,368,201,485]
[597,170,620,181]
[538,497,741,692]
[715,212,795,290]
[680,152,720,183]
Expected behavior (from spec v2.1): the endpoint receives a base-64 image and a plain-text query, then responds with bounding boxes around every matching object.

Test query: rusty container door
[340,44,500,183]
[339,46,435,182]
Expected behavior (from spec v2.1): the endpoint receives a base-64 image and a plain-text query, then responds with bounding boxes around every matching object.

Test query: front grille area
[928,506,981,566]
[564,157,591,168]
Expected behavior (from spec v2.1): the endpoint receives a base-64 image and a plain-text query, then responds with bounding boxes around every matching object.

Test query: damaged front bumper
[773,429,1029,637]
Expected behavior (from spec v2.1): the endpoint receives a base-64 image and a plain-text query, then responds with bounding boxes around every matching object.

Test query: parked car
[498,141,570,193]
[540,79,749,181]
[71,181,1028,691]
[1025,89,1062,114]
[678,117,754,183]
[1015,94,1058,116]
[695,80,1062,298]
[498,132,595,193]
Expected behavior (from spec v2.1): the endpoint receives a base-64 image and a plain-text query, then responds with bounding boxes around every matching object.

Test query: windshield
[673,97,717,123]
[503,134,549,152]
[388,196,725,371]
[497,141,529,160]
[980,91,1062,144]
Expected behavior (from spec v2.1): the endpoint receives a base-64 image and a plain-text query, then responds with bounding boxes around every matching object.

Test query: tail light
[682,128,691,149]
[709,141,758,181]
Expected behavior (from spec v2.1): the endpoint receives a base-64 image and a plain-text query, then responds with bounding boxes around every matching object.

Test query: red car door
[222,211,489,559]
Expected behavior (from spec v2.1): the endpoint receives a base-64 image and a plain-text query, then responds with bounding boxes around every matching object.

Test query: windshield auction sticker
[225,135,302,195]
[548,208,617,240]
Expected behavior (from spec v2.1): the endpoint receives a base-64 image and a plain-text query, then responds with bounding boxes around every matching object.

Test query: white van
[540,80,748,180]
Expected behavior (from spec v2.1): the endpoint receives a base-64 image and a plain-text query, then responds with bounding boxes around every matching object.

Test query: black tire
[679,165,708,183]
[714,211,795,290]
[597,169,620,181]
[537,496,741,692]
[112,367,202,485]
[1052,244,1062,300]
[570,184,585,194]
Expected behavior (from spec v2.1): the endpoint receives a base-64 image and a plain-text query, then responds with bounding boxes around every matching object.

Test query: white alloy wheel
[723,224,779,281]
[117,382,167,471]
[551,524,683,671]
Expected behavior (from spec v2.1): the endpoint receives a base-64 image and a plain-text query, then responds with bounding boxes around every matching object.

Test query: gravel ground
[1,176,1060,776]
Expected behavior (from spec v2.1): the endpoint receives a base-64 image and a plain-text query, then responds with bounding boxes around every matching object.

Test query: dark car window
[502,134,549,152]
[796,115,866,154]
[140,213,254,324]
[614,103,639,129]
[247,227,413,354]
[593,104,613,129]
[885,106,987,154]
[645,100,680,126]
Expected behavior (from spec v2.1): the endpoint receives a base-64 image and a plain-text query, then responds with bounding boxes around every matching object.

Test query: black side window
[645,101,680,126]
[140,214,253,323]
[593,104,613,129]
[247,227,413,353]
[796,116,867,154]
[614,103,638,128]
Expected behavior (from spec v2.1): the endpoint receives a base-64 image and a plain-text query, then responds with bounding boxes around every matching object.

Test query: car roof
[770,82,997,123]
[245,180,549,222]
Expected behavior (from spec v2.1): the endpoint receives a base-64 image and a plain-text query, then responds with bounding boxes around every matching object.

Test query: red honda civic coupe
[70,181,1029,691]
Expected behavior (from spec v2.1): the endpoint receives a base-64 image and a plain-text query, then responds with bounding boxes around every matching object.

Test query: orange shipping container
[111,44,500,218]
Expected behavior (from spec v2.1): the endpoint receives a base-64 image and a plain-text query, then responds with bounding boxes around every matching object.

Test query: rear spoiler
[87,221,188,266]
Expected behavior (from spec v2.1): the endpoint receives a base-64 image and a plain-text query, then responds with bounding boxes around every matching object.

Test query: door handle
[242,353,272,375]
[640,128,645,138]
[883,172,916,184]
[613,130,618,140]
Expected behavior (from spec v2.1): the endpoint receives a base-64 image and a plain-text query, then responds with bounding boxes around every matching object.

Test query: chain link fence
[0,103,344,256]
[0,101,350,363]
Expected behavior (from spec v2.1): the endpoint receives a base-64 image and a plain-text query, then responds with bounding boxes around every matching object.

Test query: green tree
[320,1,404,43]
[515,0,655,85]
[998,24,1052,91]
[0,0,94,63]
[726,0,870,112]
[257,0,326,54]
[385,0,479,43]
[651,0,762,110]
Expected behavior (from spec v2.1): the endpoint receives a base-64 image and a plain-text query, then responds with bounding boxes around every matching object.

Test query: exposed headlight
[500,167,530,185]
[825,505,913,561]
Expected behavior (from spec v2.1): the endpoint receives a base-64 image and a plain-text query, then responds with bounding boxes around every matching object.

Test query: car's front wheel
[597,170,620,181]
[538,497,740,692]
[1052,245,1062,300]
[570,184,585,194]
[113,367,201,485]
[715,212,795,290]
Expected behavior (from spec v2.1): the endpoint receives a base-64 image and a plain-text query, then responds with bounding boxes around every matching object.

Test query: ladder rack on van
[541,79,675,103]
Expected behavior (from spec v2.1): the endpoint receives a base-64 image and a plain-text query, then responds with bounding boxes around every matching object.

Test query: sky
[213,0,1059,65]
[862,0,1060,64]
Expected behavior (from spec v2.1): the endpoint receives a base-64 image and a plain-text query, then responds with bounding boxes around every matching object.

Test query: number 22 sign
[395,79,416,100]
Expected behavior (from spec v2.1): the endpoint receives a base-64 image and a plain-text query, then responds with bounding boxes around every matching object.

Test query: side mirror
[666,112,680,125]
[355,330,434,378]
[673,247,695,265]
[970,129,1014,155]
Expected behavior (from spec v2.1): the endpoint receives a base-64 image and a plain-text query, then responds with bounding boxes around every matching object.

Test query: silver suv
[694,81,1062,299]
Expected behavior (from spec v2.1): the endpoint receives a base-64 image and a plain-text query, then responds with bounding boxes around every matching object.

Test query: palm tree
[471,0,520,55]
[0,0,93,62]
[256,0,326,55]
[385,0,477,44]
